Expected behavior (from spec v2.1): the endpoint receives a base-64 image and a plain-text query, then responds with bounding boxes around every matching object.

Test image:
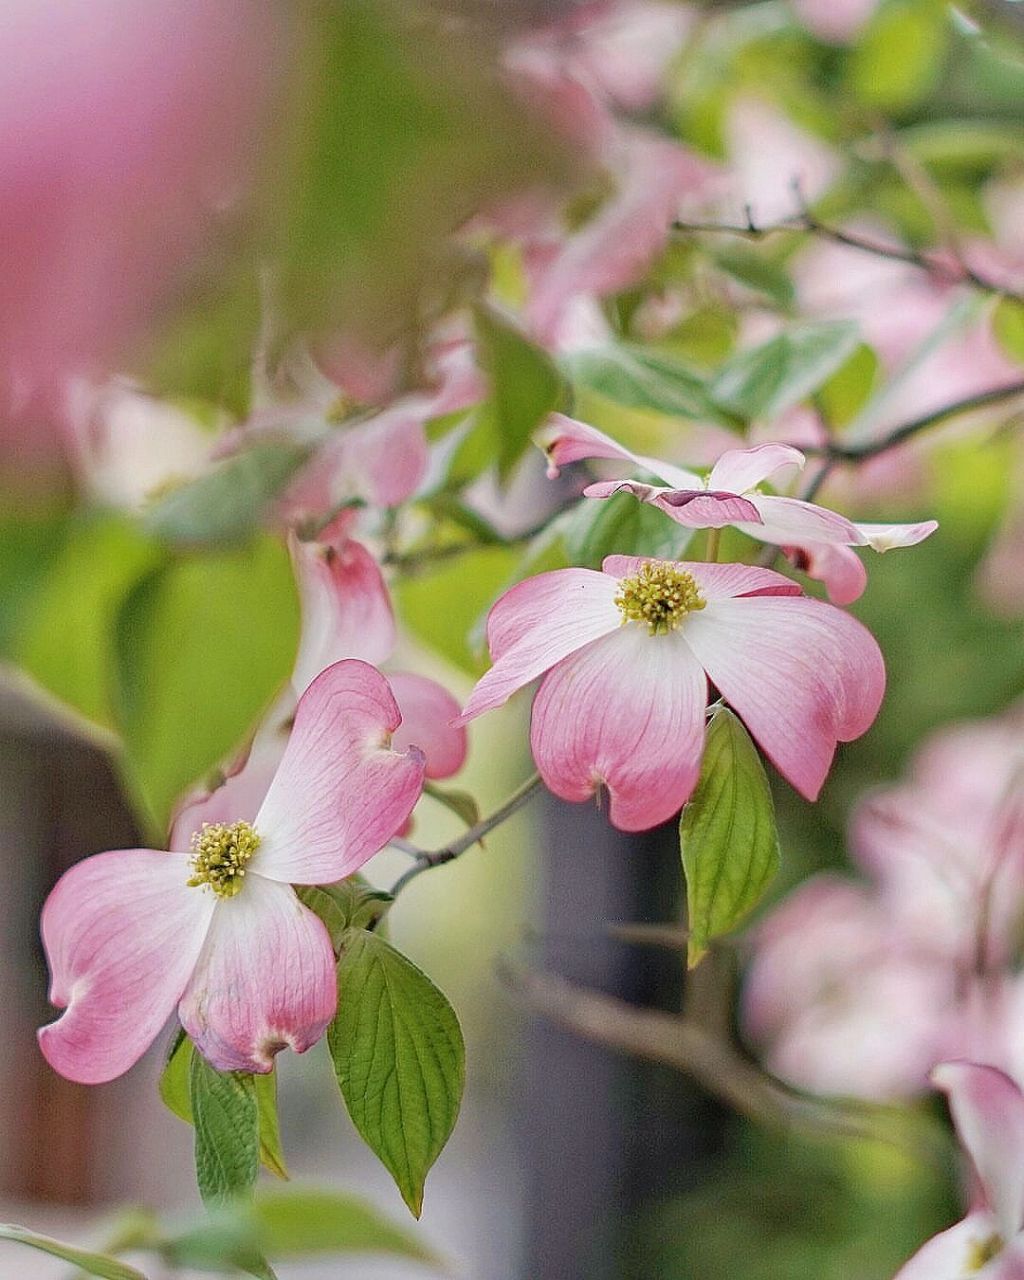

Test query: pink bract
[38,661,425,1083]
[456,557,885,831]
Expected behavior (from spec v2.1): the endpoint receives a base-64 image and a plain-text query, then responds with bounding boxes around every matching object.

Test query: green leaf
[296,876,393,949]
[162,1035,289,1180]
[713,246,795,309]
[848,0,947,113]
[114,536,298,831]
[994,298,1024,365]
[15,513,162,731]
[0,1224,147,1280]
[815,343,880,429]
[142,443,310,548]
[189,1051,261,1208]
[328,930,465,1217]
[474,305,563,480]
[423,782,481,829]
[680,708,781,968]
[564,489,691,570]
[562,344,728,423]
[709,321,860,421]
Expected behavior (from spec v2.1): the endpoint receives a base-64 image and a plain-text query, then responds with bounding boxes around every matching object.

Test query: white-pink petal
[602,557,802,602]
[254,660,425,883]
[740,493,864,545]
[38,849,214,1084]
[387,670,467,780]
[893,1210,1005,1280]
[708,443,805,494]
[854,519,939,552]
[456,568,622,724]
[538,412,701,488]
[784,541,868,605]
[530,625,707,832]
[178,874,336,1074]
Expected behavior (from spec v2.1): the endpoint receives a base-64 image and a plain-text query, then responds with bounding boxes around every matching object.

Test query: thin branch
[387,771,544,899]
[502,963,949,1166]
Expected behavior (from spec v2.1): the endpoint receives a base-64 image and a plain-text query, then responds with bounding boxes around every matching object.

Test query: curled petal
[739,493,864,546]
[178,875,336,1074]
[683,597,884,799]
[708,443,805,494]
[584,479,762,527]
[933,1061,1024,1243]
[855,519,939,552]
[388,670,467,779]
[531,625,707,832]
[784,541,868,605]
[254,660,425,883]
[602,557,802,601]
[39,850,214,1084]
[456,568,621,724]
[290,534,396,691]
[538,412,701,488]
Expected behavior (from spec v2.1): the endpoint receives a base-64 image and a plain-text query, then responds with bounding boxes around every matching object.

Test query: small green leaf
[475,305,563,479]
[565,489,691,570]
[142,442,311,548]
[562,344,728,423]
[0,1224,147,1280]
[328,929,465,1217]
[255,1073,289,1182]
[848,0,947,113]
[297,876,393,948]
[815,343,880,429]
[189,1051,260,1208]
[159,1030,193,1125]
[713,246,795,309]
[709,321,860,421]
[681,708,781,968]
[994,298,1024,365]
[423,782,481,829]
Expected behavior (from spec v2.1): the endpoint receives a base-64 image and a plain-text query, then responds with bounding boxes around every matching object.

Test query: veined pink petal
[38,849,214,1084]
[538,412,700,488]
[178,874,336,1074]
[584,479,763,527]
[893,1210,1005,1280]
[290,534,397,692]
[254,660,425,883]
[387,670,467,779]
[739,494,864,545]
[683,597,884,799]
[784,541,868,605]
[602,557,803,601]
[531,625,707,831]
[854,519,939,552]
[708,443,805,494]
[456,568,622,724]
[933,1062,1024,1242]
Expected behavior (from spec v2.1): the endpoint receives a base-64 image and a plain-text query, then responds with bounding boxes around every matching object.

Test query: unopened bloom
[38,660,425,1084]
[538,414,937,603]
[895,1062,1024,1279]
[455,557,884,831]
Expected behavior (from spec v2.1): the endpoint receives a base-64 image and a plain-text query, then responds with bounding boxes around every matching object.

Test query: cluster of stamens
[187,821,260,898]
[615,561,706,635]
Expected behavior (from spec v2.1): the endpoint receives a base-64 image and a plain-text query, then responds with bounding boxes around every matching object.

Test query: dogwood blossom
[38,660,425,1084]
[455,556,884,831]
[538,413,937,602]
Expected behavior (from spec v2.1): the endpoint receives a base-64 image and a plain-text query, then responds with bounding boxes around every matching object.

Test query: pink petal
[682,597,885,799]
[854,519,939,551]
[538,412,700,488]
[933,1061,1024,1241]
[708,443,805,494]
[253,660,425,883]
[784,541,868,605]
[740,494,864,545]
[38,849,214,1084]
[387,670,467,779]
[584,479,763,527]
[893,1210,1004,1280]
[290,534,397,693]
[456,568,622,724]
[178,874,336,1074]
[531,625,707,832]
[601,557,803,601]
[339,409,430,507]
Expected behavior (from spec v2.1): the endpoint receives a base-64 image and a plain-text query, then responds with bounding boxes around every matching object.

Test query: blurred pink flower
[539,414,937,601]
[38,661,425,1083]
[0,0,280,465]
[791,0,879,43]
[455,557,884,830]
[895,1062,1024,1279]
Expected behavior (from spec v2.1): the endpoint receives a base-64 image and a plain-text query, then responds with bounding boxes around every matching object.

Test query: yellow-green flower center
[965,1233,1003,1272]
[187,821,260,898]
[615,562,706,635]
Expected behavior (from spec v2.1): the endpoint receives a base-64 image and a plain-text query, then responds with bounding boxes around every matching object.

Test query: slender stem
[703,526,721,563]
[386,772,544,901]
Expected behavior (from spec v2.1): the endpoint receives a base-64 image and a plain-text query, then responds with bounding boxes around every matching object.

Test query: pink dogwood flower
[455,556,884,831]
[895,1062,1024,1279]
[38,660,425,1084]
[539,413,937,603]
